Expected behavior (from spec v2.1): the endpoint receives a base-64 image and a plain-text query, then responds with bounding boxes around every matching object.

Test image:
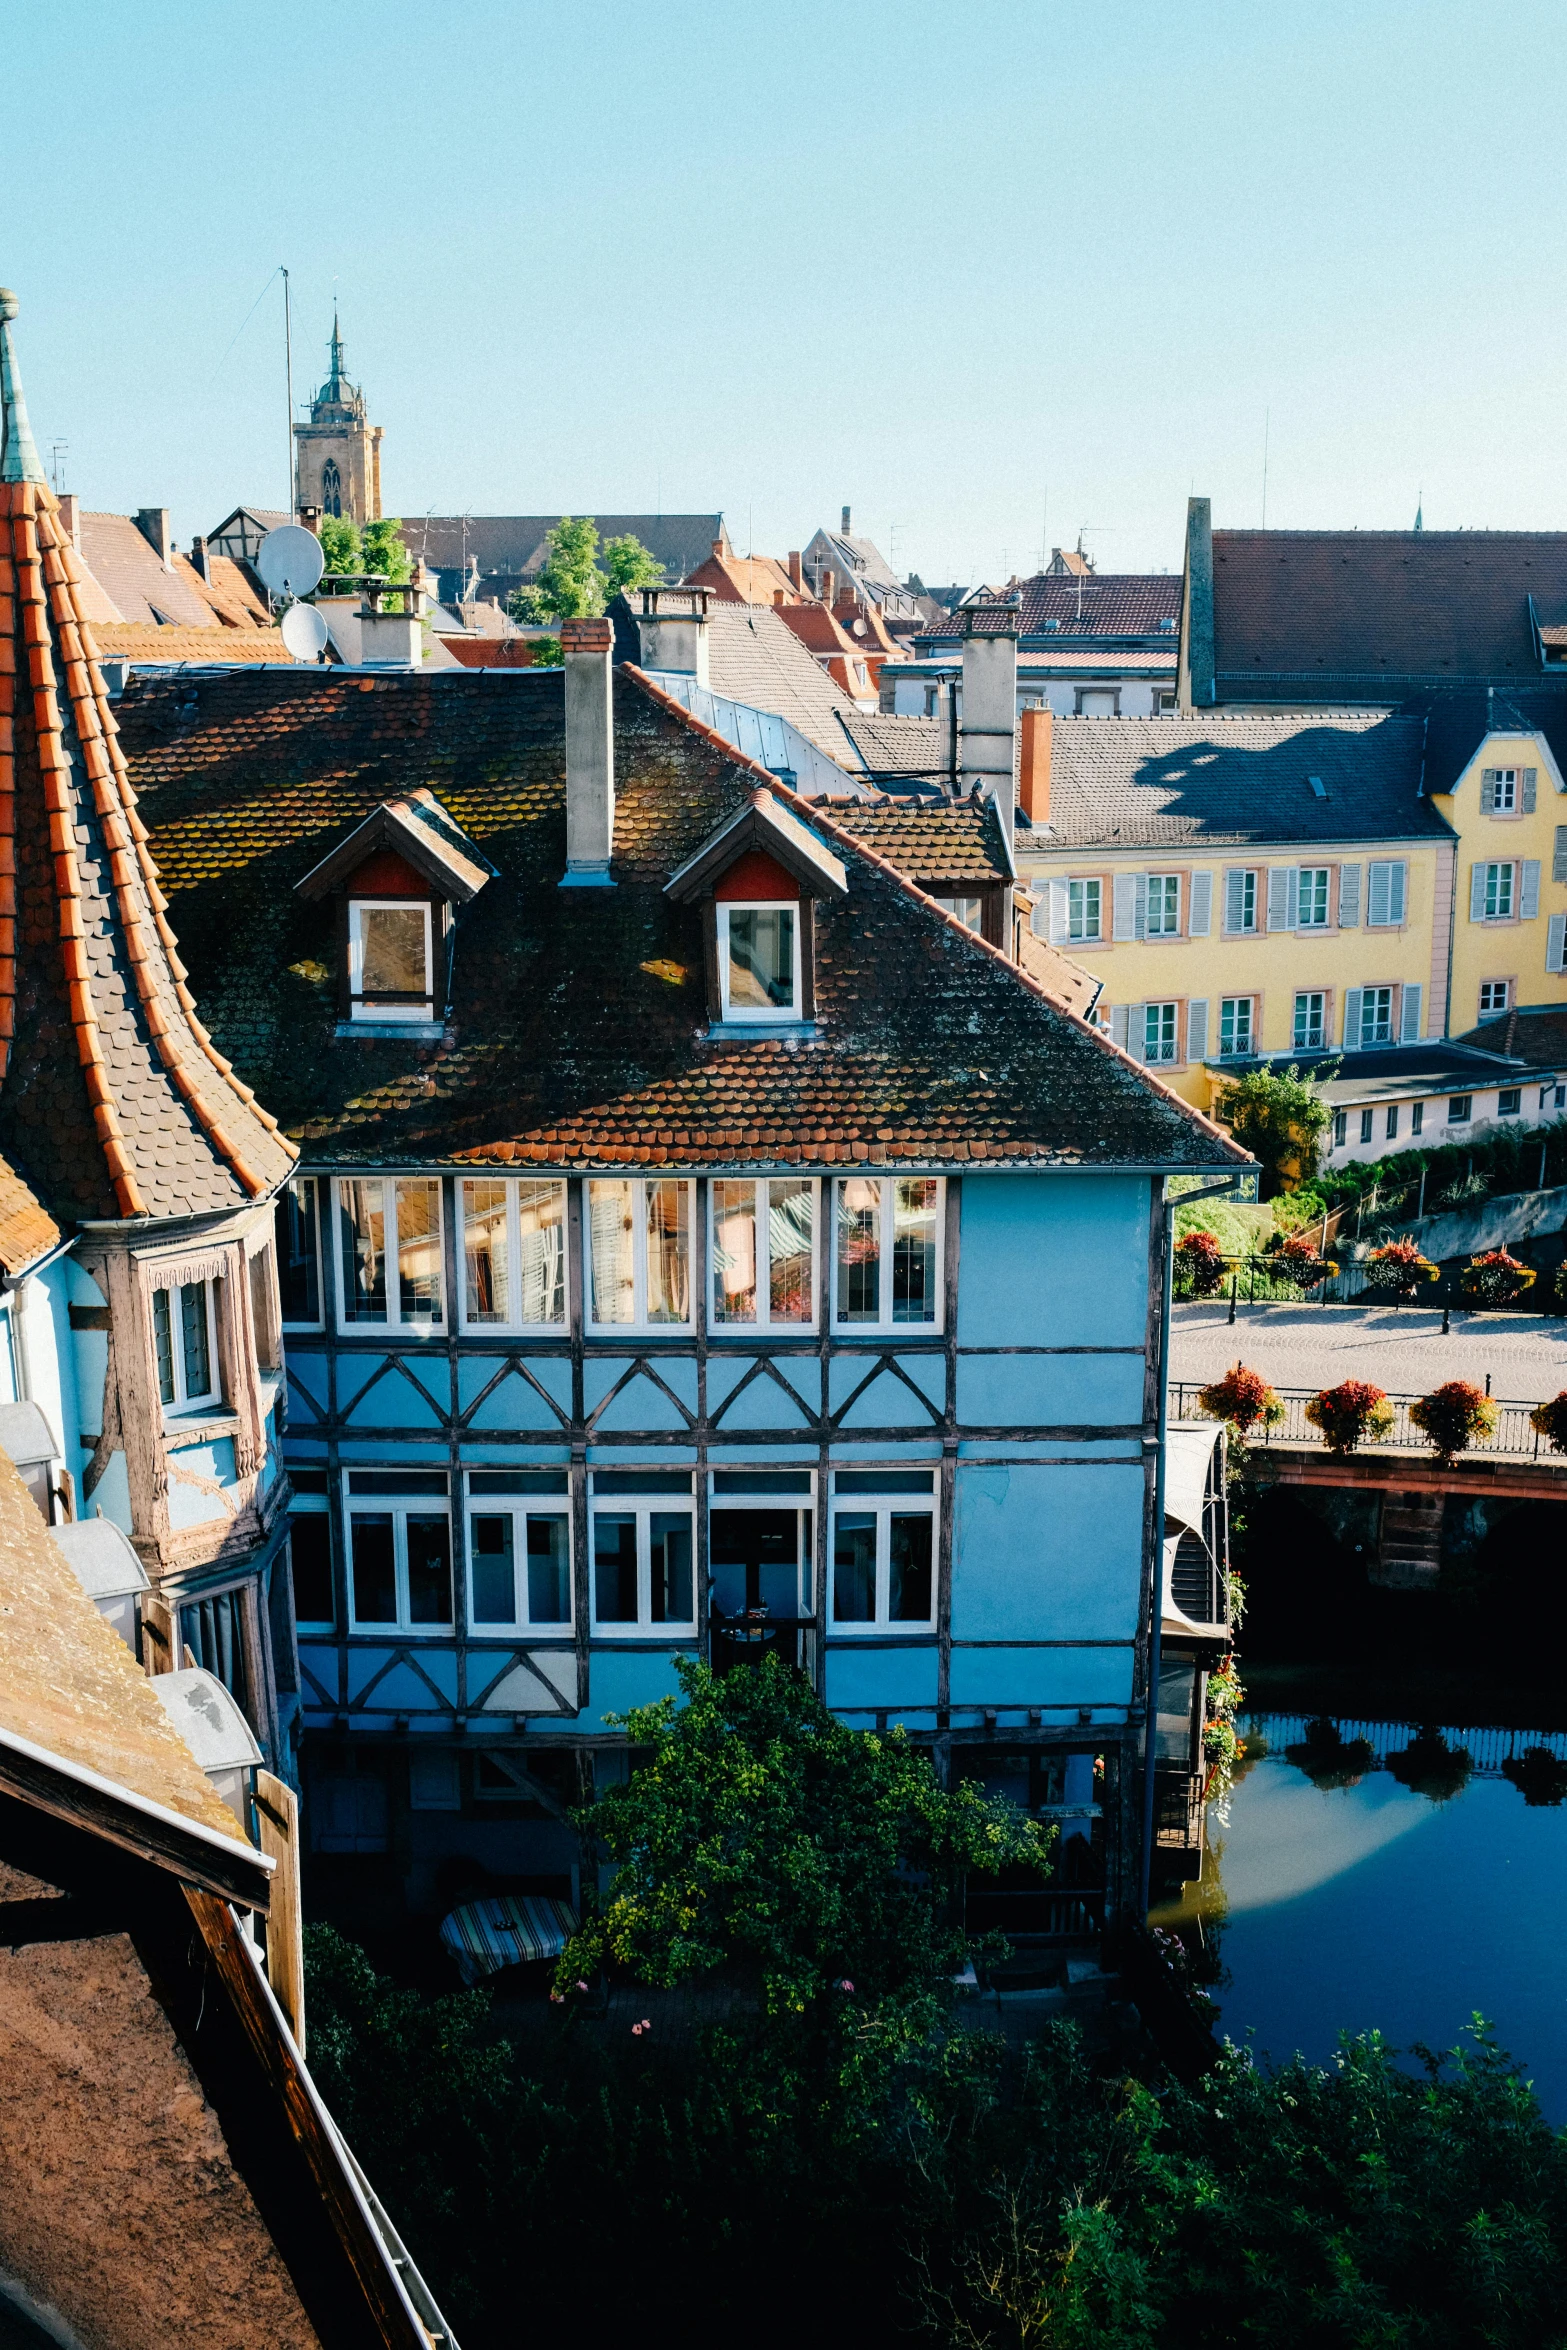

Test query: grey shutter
[1112,874,1137,941]
[1267,866,1291,930]
[1133,873,1149,940]
[1400,982,1423,1043]
[1470,864,1487,920]
[1224,868,1248,931]
[1481,770,1497,813]
[1186,998,1209,1062]
[1387,860,1407,924]
[1188,870,1213,937]
[1554,824,1567,884]
[1110,1003,1130,1048]
[1338,862,1362,926]
[1548,912,1567,974]
[1045,878,1070,943]
[1522,859,1541,919]
[1523,768,1538,813]
[1343,987,1363,1049]
[1367,861,1390,927]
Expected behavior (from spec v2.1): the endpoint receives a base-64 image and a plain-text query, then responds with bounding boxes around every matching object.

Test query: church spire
[328,305,345,396]
[0,289,44,486]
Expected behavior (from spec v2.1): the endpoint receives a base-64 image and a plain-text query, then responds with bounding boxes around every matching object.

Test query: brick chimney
[560,617,616,888]
[56,493,81,552]
[133,507,172,569]
[1019,705,1051,826]
[787,550,803,594]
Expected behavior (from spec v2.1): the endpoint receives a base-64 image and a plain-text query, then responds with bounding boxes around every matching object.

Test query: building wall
[1431,730,1567,1031]
[886,672,1172,720]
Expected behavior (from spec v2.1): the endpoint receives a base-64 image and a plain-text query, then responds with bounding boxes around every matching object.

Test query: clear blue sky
[8,0,1566,581]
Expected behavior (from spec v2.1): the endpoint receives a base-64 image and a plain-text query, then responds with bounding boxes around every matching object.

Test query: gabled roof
[920,572,1181,645]
[1418,685,1567,796]
[297,786,495,903]
[665,787,850,903]
[827,796,1010,884]
[682,546,802,605]
[696,601,869,764]
[113,661,1243,1173]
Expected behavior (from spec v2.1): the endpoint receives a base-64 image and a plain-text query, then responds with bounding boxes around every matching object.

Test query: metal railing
[1243,1714,1567,1776]
[1170,1385,1558,1462]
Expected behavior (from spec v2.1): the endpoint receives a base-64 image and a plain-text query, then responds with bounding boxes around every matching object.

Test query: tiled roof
[90,624,294,665]
[698,602,866,764]
[827,797,1010,883]
[1418,686,1567,796]
[1459,1005,1567,1073]
[0,1151,60,1275]
[1027,712,1450,851]
[77,514,214,629]
[830,710,949,778]
[921,573,1181,643]
[1016,928,1101,1021]
[1212,529,1567,688]
[683,548,801,605]
[113,663,1242,1173]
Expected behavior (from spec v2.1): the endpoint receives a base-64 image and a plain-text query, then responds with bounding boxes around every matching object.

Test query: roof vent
[1041,617,1062,634]
[1157,616,1177,633]
[1307,775,1327,799]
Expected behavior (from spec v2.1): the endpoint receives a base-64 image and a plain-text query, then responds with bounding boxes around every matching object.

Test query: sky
[7,0,1567,583]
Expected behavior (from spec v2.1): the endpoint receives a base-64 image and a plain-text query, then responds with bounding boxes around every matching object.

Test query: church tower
[293,312,383,526]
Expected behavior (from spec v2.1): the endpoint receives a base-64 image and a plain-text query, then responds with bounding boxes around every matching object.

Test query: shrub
[1410,1379,1498,1462]
[1261,1229,1337,1289]
[1304,1378,1394,1453]
[1173,1228,1227,1299]
[1197,1363,1284,1437]
[1554,1259,1567,1315]
[1364,1237,1440,1298]
[1212,1063,1333,1196]
[1459,1249,1537,1308]
[1530,1392,1567,1455]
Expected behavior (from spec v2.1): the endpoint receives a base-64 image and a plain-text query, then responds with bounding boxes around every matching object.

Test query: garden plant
[1363,1237,1440,1299]
[1410,1379,1498,1462]
[1304,1378,1394,1453]
[1196,1363,1283,1439]
[1458,1249,1538,1308]
[1173,1228,1228,1299]
[1530,1392,1567,1455]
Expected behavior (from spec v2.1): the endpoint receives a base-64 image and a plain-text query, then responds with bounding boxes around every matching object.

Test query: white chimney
[634,585,710,687]
[134,506,173,570]
[561,616,616,887]
[960,602,1020,854]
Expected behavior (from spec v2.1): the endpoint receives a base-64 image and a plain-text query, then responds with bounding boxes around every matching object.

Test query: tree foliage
[317,513,411,582]
[506,516,662,624]
[1213,1064,1333,1197]
[318,513,360,575]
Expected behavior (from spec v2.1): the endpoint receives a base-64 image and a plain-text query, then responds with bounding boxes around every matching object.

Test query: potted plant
[1304,1378,1394,1453]
[1261,1229,1338,1291]
[1173,1228,1228,1300]
[1410,1378,1497,1462]
[1363,1238,1439,1300]
[1197,1363,1284,1438]
[1459,1250,1537,1309]
[1530,1392,1567,1456]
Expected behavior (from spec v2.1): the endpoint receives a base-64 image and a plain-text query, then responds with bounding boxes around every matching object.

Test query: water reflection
[1156,1713,1567,2122]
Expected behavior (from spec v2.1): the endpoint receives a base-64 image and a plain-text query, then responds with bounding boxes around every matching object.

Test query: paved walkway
[1171,1302,1567,1403]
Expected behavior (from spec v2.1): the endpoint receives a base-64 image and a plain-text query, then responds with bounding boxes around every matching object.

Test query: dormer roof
[665,787,850,905]
[296,786,494,903]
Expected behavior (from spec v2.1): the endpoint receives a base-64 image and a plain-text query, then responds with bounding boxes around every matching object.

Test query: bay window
[590,1470,696,1634]
[587,1178,693,1329]
[467,1470,571,1630]
[346,1470,452,1631]
[459,1177,567,1330]
[153,1279,220,1413]
[336,1178,444,1329]
[833,1177,941,1329]
[711,1178,815,1329]
[348,898,433,1022]
[830,1468,937,1631]
[718,902,799,1022]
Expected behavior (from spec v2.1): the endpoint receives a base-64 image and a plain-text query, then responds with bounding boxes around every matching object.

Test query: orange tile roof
[90,624,293,664]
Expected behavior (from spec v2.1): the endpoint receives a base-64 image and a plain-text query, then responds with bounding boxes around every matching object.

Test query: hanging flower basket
[1409,1379,1497,1462]
[1173,1228,1228,1300]
[1363,1238,1439,1299]
[1459,1250,1537,1309]
[1197,1363,1284,1437]
[1260,1230,1338,1291]
[1529,1392,1567,1456]
[1304,1378,1394,1453]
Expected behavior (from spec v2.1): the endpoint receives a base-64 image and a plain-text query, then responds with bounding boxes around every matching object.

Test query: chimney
[960,602,1020,855]
[133,507,173,570]
[56,493,81,552]
[821,567,835,607]
[190,533,211,583]
[1178,496,1214,710]
[773,589,786,607]
[787,550,803,593]
[560,616,616,887]
[841,505,851,535]
[633,585,710,688]
[1019,705,1051,827]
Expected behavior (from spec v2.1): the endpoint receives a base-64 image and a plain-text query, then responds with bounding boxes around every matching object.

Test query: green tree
[506,517,662,625]
[599,530,663,601]
[318,513,361,575]
[360,516,412,583]
[1213,1062,1333,1196]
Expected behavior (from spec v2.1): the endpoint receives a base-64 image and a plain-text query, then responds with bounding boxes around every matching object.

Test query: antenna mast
[283,267,295,519]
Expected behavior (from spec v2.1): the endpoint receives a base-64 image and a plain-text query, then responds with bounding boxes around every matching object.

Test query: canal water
[1157,1715,1567,2121]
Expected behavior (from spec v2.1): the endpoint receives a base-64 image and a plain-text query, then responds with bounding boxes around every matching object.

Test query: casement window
[587,1178,693,1330]
[467,1470,571,1630]
[1267,866,1331,931]
[833,1177,941,1329]
[1298,867,1330,928]
[709,1470,814,1634]
[1359,986,1394,1047]
[1366,861,1408,928]
[336,1178,444,1329]
[933,894,983,932]
[1332,1109,1347,1149]
[289,1489,334,1631]
[1359,1108,1373,1144]
[1448,1094,1472,1124]
[1498,1087,1523,1118]
[718,902,800,1022]
[277,1177,323,1328]
[1143,1001,1179,1064]
[1218,997,1254,1059]
[1145,874,1181,936]
[1342,986,1399,1050]
[1471,861,1538,922]
[348,899,433,1023]
[589,1469,695,1634]
[1067,877,1101,942]
[1075,687,1119,716]
[829,1468,937,1632]
[1411,1102,1424,1135]
[1481,767,1535,814]
[1484,862,1514,920]
[459,1178,567,1330]
[1293,991,1327,1050]
[711,1178,815,1329]
[153,1280,220,1413]
[1479,980,1511,1018]
[1385,1105,1399,1140]
[346,1471,452,1631]
[1223,869,1257,935]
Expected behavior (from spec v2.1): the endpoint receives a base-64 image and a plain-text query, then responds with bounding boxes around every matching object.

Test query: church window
[322,460,342,517]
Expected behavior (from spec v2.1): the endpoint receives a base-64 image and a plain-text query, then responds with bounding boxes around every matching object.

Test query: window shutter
[1400,982,1422,1043]
[1470,864,1487,920]
[1343,987,1363,1049]
[1046,878,1070,943]
[1338,862,1362,926]
[1554,824,1567,883]
[1521,859,1541,919]
[1367,861,1390,927]
[1548,911,1567,974]
[1188,870,1212,937]
[1523,768,1538,813]
[1267,866,1291,930]
[1133,873,1149,940]
[1223,868,1247,931]
[1186,998,1210,1061]
[1286,867,1300,928]
[1112,874,1137,941]
[1388,860,1407,924]
[1110,1003,1130,1048]
[1481,770,1497,813]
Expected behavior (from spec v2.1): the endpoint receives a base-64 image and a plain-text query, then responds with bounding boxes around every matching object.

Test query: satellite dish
[281,601,330,662]
[255,524,325,601]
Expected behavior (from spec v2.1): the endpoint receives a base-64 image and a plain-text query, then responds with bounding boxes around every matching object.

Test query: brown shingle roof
[827,797,1010,883]
[921,573,1181,643]
[89,623,293,664]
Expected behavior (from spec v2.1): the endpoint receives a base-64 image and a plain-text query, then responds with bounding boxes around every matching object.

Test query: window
[1298,867,1330,928]
[1218,997,1253,1058]
[1143,1001,1179,1064]
[182,1587,250,1713]
[718,903,799,1022]
[346,1471,452,1631]
[1366,860,1408,927]
[587,1179,693,1329]
[1332,1109,1347,1149]
[1359,1108,1373,1144]
[1293,991,1326,1050]
[1493,769,1518,812]
[830,1468,937,1631]
[709,1474,814,1636]
[152,1280,220,1413]
[1498,1087,1522,1117]
[1360,987,1394,1047]
[337,1179,444,1329]
[1482,863,1515,921]
[1448,1094,1472,1124]
[348,899,433,1022]
[933,894,983,932]
[1076,688,1119,716]
[289,1497,333,1630]
[833,1178,941,1329]
[1385,1105,1399,1140]
[321,459,342,518]
[467,1471,571,1630]
[1068,878,1101,942]
[1145,874,1180,936]
[1411,1102,1424,1135]
[1479,980,1511,1018]
[711,1178,815,1329]
[278,1178,322,1326]
[590,1472,695,1634]
[459,1178,566,1329]
[1224,870,1257,934]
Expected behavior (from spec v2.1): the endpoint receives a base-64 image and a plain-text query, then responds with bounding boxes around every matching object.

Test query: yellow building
[1015,710,1456,1107]
[1426,709,1567,1033]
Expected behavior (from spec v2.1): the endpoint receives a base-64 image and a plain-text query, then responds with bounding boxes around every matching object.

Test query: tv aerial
[255,523,325,602]
[280,601,330,662]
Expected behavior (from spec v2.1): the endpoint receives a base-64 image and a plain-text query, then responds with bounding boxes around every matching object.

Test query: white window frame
[1412,1102,1424,1135]
[1497,1087,1523,1118]
[1482,862,1515,922]
[1360,986,1394,1047]
[832,1176,944,1332]
[716,900,801,1024]
[586,1177,695,1333]
[1067,876,1102,942]
[344,1477,454,1634]
[707,1473,815,1627]
[1225,868,1258,935]
[152,1278,221,1416]
[1448,1094,1473,1125]
[828,1469,938,1633]
[278,1176,325,1331]
[1297,867,1331,929]
[710,1177,818,1334]
[1494,769,1518,812]
[456,1177,568,1333]
[588,1483,697,1637]
[1143,1000,1179,1064]
[1145,873,1181,937]
[1218,996,1254,1059]
[1293,990,1327,1050]
[932,894,983,932]
[466,1477,573,1633]
[288,1493,334,1632]
[334,1177,446,1333]
[348,898,434,1023]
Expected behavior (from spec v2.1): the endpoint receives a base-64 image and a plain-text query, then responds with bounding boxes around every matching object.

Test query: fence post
[1228,1268,1237,1325]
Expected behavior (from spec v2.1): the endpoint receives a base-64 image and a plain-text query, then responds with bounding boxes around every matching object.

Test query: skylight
[1307,775,1328,798]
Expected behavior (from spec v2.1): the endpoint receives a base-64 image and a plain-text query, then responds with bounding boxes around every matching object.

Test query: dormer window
[665,786,849,1034]
[348,899,433,1022]
[296,788,494,1040]
[719,902,799,1021]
